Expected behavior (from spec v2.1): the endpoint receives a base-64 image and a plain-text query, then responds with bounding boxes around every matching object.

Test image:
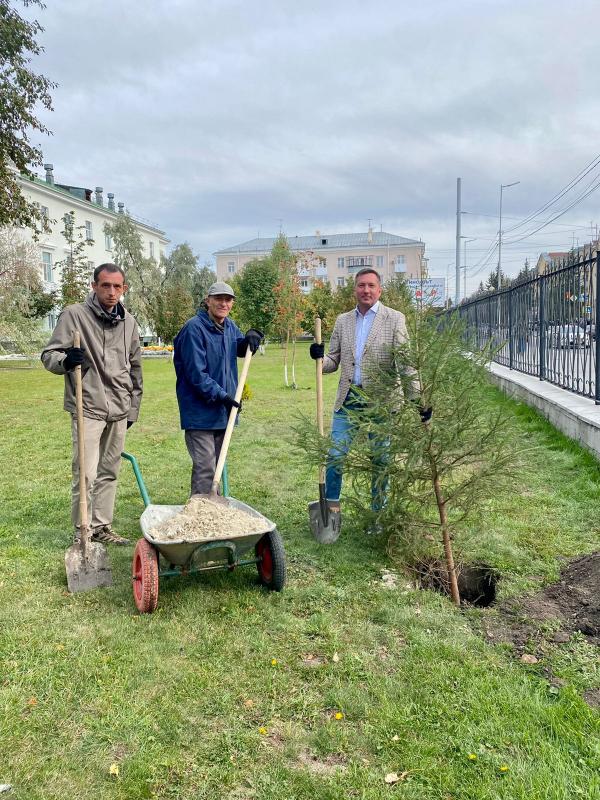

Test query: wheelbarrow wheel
[256,529,286,592]
[132,537,159,613]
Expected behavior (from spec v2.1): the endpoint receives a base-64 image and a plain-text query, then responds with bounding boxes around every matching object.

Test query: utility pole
[455,178,461,304]
[498,181,519,290]
[462,237,476,301]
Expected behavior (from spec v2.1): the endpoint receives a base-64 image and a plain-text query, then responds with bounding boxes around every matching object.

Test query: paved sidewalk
[489,362,600,460]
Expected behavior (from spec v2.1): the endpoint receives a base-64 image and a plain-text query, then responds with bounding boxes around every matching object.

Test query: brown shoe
[91,525,131,546]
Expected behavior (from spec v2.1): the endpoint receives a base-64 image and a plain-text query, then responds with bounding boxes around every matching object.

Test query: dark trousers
[184,429,225,495]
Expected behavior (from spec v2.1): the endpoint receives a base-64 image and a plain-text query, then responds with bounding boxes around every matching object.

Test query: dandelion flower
[271,658,278,666]
[468,753,477,761]
[258,727,268,735]
[499,765,509,773]
[335,712,344,720]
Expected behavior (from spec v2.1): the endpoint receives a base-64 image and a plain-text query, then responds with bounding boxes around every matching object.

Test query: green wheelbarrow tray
[139,499,276,569]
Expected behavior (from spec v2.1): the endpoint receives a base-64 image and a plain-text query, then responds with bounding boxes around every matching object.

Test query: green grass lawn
[0,346,598,800]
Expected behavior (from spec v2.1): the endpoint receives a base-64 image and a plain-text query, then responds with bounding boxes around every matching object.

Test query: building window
[87,261,94,278]
[347,256,373,267]
[149,242,155,258]
[105,233,112,251]
[395,255,406,272]
[300,279,309,288]
[376,255,384,268]
[337,277,345,287]
[227,261,235,274]
[85,221,93,241]
[46,312,57,330]
[41,251,53,282]
[337,257,344,269]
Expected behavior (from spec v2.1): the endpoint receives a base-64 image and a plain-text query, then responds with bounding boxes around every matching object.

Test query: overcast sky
[25,0,600,295]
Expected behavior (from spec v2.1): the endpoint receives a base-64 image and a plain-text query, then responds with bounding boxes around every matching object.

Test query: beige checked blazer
[323,303,418,411]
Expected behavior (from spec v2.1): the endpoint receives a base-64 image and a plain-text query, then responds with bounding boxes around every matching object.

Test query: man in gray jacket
[310,268,423,527]
[41,263,143,545]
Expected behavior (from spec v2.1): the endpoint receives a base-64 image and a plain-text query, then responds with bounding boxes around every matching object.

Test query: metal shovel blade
[308,485,341,544]
[65,538,112,593]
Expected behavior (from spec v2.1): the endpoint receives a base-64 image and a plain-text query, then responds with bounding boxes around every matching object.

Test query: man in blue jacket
[173,282,263,495]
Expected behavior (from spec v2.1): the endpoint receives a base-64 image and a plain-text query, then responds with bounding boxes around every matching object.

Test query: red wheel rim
[133,550,143,604]
[258,538,273,582]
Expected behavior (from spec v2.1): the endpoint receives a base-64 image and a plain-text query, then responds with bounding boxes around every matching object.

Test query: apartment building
[18,164,169,329]
[214,229,426,292]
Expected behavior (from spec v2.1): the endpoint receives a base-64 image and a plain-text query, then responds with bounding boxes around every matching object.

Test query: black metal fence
[454,248,600,401]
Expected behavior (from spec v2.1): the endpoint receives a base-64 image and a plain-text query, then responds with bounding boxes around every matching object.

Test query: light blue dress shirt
[352,301,380,385]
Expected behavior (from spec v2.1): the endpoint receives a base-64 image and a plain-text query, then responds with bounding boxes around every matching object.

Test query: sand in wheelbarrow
[151,495,266,542]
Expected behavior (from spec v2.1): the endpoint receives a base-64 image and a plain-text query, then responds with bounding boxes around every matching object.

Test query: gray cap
[207,281,236,298]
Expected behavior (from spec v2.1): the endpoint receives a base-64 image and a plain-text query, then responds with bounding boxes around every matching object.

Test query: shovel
[206,344,253,501]
[64,331,112,592]
[308,317,341,543]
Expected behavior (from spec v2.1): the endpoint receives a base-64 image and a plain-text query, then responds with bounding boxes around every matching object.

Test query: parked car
[549,324,588,348]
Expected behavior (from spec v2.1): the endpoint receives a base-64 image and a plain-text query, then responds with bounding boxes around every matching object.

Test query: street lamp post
[498,181,520,290]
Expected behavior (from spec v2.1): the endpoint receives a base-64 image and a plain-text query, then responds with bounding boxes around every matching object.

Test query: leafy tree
[58,211,93,308]
[104,214,159,327]
[0,227,50,354]
[191,262,217,308]
[231,256,278,337]
[0,0,55,231]
[301,279,334,338]
[161,243,197,290]
[152,284,194,344]
[331,279,356,317]
[381,274,413,314]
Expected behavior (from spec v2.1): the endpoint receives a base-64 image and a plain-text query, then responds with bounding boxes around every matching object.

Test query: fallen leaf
[391,734,400,742]
[26,697,37,707]
[520,654,538,664]
[332,652,340,663]
[384,772,408,785]
[109,763,119,777]
[414,607,422,616]
[243,699,254,708]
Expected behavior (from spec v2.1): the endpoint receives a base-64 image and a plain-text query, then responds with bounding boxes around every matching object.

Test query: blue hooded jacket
[173,310,245,430]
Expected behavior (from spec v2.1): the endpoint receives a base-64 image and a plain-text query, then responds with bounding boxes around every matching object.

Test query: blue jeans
[325,392,389,511]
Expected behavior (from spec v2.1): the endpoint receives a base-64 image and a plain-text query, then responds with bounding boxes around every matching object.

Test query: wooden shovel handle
[315,318,326,483]
[73,331,88,530]
[211,345,253,492]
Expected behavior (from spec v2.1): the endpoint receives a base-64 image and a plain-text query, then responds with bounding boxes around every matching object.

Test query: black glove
[419,406,433,423]
[63,347,85,371]
[127,420,134,430]
[310,342,325,360]
[237,329,264,356]
[411,398,432,423]
[223,395,241,414]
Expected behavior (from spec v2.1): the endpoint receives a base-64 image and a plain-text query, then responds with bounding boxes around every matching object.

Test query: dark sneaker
[91,525,131,546]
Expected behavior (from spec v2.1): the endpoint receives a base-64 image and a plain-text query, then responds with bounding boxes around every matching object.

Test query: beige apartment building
[214,229,426,292]
[17,164,169,329]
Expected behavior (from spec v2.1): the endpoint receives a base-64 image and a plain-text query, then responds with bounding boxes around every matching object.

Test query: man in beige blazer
[310,268,424,528]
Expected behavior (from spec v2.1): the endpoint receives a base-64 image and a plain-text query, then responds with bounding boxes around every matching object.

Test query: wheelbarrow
[122,452,286,614]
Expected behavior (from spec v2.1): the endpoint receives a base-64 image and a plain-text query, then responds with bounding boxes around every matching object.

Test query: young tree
[231,256,278,339]
[57,211,93,308]
[272,235,304,388]
[297,312,519,606]
[0,0,55,231]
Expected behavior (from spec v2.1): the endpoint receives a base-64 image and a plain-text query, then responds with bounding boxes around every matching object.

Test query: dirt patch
[296,749,347,776]
[483,552,600,648]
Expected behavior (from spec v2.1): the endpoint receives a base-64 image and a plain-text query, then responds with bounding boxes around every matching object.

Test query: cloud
[24,0,600,291]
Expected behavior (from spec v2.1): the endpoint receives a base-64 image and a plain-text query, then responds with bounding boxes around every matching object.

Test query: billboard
[407,277,447,307]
